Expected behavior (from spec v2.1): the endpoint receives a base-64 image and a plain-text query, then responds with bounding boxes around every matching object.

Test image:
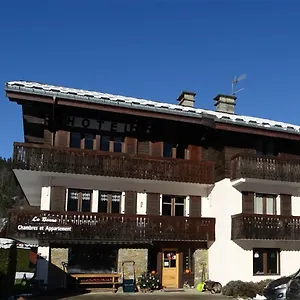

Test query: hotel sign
[66,116,138,133]
[17,215,72,233]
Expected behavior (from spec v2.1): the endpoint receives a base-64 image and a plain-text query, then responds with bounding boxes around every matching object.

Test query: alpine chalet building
[4,80,300,289]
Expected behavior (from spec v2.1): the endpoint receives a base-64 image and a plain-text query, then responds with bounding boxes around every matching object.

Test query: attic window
[221,116,231,120]
[249,120,257,124]
[287,126,295,130]
[235,118,244,122]
[274,124,282,128]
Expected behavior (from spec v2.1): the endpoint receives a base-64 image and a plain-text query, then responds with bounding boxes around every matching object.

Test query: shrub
[222,279,273,298]
[138,272,161,291]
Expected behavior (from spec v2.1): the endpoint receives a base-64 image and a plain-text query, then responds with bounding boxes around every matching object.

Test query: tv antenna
[232,73,247,96]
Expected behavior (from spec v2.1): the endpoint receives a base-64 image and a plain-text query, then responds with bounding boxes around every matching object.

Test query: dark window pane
[176,145,186,159]
[84,134,95,150]
[163,142,173,158]
[267,250,278,274]
[100,136,110,151]
[175,204,184,216]
[162,195,172,204]
[98,193,108,213]
[162,203,172,216]
[111,193,120,213]
[81,191,91,212]
[70,133,81,148]
[67,190,79,211]
[175,197,185,204]
[163,251,177,268]
[113,137,123,153]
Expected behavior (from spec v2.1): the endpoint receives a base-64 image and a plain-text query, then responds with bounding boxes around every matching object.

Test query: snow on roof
[5,80,300,135]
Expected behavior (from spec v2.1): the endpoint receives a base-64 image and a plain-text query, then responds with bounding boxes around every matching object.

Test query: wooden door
[162,249,179,288]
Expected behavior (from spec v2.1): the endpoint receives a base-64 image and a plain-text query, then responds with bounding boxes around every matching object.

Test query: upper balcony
[232,213,300,241]
[230,154,300,195]
[12,143,215,205]
[6,209,215,244]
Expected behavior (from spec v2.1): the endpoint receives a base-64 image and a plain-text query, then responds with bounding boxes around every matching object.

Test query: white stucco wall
[40,186,51,210]
[203,179,300,286]
[137,193,147,214]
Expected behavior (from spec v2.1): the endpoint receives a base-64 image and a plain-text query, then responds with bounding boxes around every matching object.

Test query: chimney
[214,94,237,114]
[177,91,196,107]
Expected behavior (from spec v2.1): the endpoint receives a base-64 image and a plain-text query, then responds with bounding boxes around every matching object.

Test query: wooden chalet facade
[5,81,300,288]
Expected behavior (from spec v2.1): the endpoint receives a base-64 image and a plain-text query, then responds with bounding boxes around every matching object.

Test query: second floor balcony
[230,154,300,194]
[232,213,300,241]
[13,143,215,185]
[6,210,215,244]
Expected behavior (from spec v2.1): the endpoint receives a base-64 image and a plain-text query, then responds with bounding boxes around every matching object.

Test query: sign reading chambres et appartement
[17,215,72,233]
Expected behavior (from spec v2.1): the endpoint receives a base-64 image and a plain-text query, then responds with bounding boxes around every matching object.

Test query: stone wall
[48,247,68,290]
[194,249,208,285]
[118,248,148,280]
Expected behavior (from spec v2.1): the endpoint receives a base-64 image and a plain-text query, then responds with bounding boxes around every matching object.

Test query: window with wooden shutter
[55,131,70,148]
[125,137,137,154]
[242,191,254,213]
[151,142,163,157]
[189,196,201,217]
[66,189,92,212]
[98,192,121,213]
[137,141,151,155]
[124,191,137,214]
[280,194,291,216]
[146,193,160,215]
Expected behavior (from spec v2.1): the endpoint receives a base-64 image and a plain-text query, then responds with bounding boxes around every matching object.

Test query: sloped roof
[5,80,300,135]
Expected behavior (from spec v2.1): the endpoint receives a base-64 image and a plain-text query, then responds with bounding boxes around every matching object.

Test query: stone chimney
[214,94,237,114]
[177,91,196,107]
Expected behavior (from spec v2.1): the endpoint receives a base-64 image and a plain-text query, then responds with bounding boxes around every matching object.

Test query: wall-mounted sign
[66,116,138,133]
[17,225,72,232]
[17,215,72,233]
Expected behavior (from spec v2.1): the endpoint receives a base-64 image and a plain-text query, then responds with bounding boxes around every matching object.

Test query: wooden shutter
[137,141,151,155]
[242,191,254,213]
[147,193,160,215]
[189,196,201,217]
[125,137,137,154]
[54,131,70,147]
[188,145,201,161]
[151,142,163,157]
[124,191,137,214]
[50,186,66,211]
[280,194,291,216]
[44,129,53,146]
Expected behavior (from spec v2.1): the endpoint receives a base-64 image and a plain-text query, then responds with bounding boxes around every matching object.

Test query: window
[99,136,123,152]
[162,195,185,216]
[163,142,173,158]
[70,133,96,150]
[254,194,276,215]
[163,250,177,268]
[183,249,195,273]
[253,248,279,275]
[100,136,110,151]
[70,132,82,148]
[98,192,121,213]
[67,189,92,212]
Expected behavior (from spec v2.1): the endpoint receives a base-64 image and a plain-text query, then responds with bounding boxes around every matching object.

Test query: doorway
[162,249,179,288]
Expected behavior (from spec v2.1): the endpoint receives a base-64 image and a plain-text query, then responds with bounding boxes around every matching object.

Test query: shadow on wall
[234,240,300,251]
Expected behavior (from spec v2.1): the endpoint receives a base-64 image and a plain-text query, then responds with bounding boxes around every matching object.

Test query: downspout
[51,95,57,146]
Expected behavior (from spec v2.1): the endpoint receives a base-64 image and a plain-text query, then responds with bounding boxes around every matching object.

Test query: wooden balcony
[232,213,300,241]
[6,210,215,243]
[12,143,214,184]
[231,154,300,183]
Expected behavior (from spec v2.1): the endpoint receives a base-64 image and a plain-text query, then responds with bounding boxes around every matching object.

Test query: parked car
[263,272,298,300]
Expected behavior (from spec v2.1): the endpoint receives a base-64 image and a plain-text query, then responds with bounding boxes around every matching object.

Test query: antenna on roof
[232,73,247,96]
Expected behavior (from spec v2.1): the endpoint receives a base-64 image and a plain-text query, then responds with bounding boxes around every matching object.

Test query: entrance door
[162,249,179,288]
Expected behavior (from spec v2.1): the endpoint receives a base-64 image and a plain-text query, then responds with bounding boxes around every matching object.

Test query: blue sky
[0,0,300,158]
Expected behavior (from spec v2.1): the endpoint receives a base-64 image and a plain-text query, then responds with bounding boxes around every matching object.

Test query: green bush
[222,279,273,298]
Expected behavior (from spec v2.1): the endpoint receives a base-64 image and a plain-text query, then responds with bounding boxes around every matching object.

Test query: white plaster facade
[202,178,300,286]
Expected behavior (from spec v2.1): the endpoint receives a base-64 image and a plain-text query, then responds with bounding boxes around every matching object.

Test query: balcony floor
[231,177,300,196]
[14,169,214,206]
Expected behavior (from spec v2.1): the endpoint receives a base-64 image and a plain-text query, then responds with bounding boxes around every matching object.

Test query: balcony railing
[232,213,300,241]
[6,210,215,243]
[13,143,215,184]
[230,154,300,183]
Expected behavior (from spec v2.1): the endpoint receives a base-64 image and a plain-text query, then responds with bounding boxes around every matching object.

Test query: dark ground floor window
[253,248,280,275]
[68,246,118,274]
